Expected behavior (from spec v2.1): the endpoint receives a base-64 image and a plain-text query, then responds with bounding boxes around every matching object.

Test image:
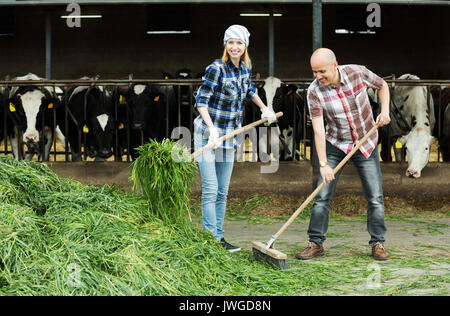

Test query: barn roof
[0,0,449,6]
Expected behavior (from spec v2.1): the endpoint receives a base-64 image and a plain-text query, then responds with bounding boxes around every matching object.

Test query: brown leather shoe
[372,242,389,261]
[296,242,324,260]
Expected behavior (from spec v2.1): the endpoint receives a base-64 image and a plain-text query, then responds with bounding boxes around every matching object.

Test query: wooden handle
[273,124,379,239]
[191,111,283,160]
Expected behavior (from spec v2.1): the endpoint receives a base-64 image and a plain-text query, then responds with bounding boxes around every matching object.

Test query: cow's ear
[162,72,173,80]
[255,81,265,89]
[41,98,58,110]
[115,121,126,130]
[114,86,129,103]
[119,93,127,105]
[282,84,296,96]
[149,87,163,102]
[8,96,20,112]
[152,94,162,103]
[118,87,130,103]
[50,98,62,109]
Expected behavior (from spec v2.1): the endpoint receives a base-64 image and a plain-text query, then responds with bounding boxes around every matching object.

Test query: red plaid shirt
[307,64,384,158]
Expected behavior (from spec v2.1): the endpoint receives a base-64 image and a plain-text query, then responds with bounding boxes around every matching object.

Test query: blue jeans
[194,133,235,241]
[308,141,387,246]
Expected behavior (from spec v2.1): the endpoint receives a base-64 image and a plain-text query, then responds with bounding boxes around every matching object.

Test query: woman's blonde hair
[221,46,252,69]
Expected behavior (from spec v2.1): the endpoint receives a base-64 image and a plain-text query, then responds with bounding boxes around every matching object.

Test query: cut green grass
[1,141,448,296]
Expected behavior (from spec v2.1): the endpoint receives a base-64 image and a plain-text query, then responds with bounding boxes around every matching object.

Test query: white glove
[261,107,277,126]
[208,126,222,149]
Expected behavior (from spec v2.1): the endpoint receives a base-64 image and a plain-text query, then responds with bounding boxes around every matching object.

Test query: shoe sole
[227,248,241,253]
[296,252,324,260]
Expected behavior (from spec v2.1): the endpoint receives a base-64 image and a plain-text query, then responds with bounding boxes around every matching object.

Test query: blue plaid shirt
[194,59,257,149]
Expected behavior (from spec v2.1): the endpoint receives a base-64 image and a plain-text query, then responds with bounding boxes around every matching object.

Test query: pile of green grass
[0,142,323,296]
[2,140,447,296]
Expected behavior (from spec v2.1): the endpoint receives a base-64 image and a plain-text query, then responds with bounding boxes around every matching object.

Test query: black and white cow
[248,76,305,161]
[431,86,450,161]
[114,83,170,159]
[369,74,436,178]
[174,68,197,131]
[0,86,5,144]
[61,80,115,162]
[7,73,63,161]
[368,85,408,162]
[442,105,450,162]
[395,74,435,178]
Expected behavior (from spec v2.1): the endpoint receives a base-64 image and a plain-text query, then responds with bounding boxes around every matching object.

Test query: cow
[368,85,409,162]
[431,86,450,161]
[274,85,306,161]
[7,73,62,161]
[113,83,170,160]
[61,79,115,162]
[246,76,305,161]
[174,68,197,132]
[442,105,450,161]
[0,86,5,145]
[395,74,435,178]
[369,74,437,177]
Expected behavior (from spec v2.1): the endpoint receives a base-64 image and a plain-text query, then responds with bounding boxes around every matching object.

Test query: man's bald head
[310,48,340,87]
[310,48,337,67]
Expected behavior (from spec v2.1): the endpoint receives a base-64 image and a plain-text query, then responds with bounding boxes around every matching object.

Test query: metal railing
[0,77,449,163]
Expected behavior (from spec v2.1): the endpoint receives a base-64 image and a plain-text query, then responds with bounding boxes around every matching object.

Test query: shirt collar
[226,59,243,72]
[318,65,346,89]
[334,66,346,87]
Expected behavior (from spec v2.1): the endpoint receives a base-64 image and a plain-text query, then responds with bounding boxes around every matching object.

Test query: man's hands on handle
[375,112,390,127]
[319,162,335,185]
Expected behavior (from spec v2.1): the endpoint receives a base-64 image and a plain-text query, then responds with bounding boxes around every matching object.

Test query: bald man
[297,48,391,261]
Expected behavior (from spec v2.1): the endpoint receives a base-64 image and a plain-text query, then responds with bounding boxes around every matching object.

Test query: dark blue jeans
[308,141,387,246]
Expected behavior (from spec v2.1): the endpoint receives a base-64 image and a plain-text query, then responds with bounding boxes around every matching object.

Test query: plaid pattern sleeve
[349,64,384,90]
[195,63,220,108]
[193,60,255,149]
[307,85,322,119]
[246,75,257,99]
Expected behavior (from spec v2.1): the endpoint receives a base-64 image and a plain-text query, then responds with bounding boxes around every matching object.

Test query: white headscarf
[223,24,250,47]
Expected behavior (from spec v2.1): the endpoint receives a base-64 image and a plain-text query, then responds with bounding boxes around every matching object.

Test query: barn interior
[0,1,449,196]
[0,1,448,80]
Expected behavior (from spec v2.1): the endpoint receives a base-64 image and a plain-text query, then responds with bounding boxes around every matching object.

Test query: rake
[252,124,379,269]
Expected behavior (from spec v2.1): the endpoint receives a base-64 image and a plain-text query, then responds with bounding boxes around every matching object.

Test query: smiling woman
[192,24,277,251]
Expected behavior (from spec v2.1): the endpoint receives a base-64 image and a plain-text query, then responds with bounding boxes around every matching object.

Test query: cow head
[175,68,194,108]
[78,87,115,161]
[84,113,115,160]
[276,85,304,160]
[8,86,60,147]
[175,68,192,79]
[399,127,435,178]
[122,84,163,131]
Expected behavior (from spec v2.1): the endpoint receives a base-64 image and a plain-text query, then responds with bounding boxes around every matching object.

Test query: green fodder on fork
[130,139,197,225]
